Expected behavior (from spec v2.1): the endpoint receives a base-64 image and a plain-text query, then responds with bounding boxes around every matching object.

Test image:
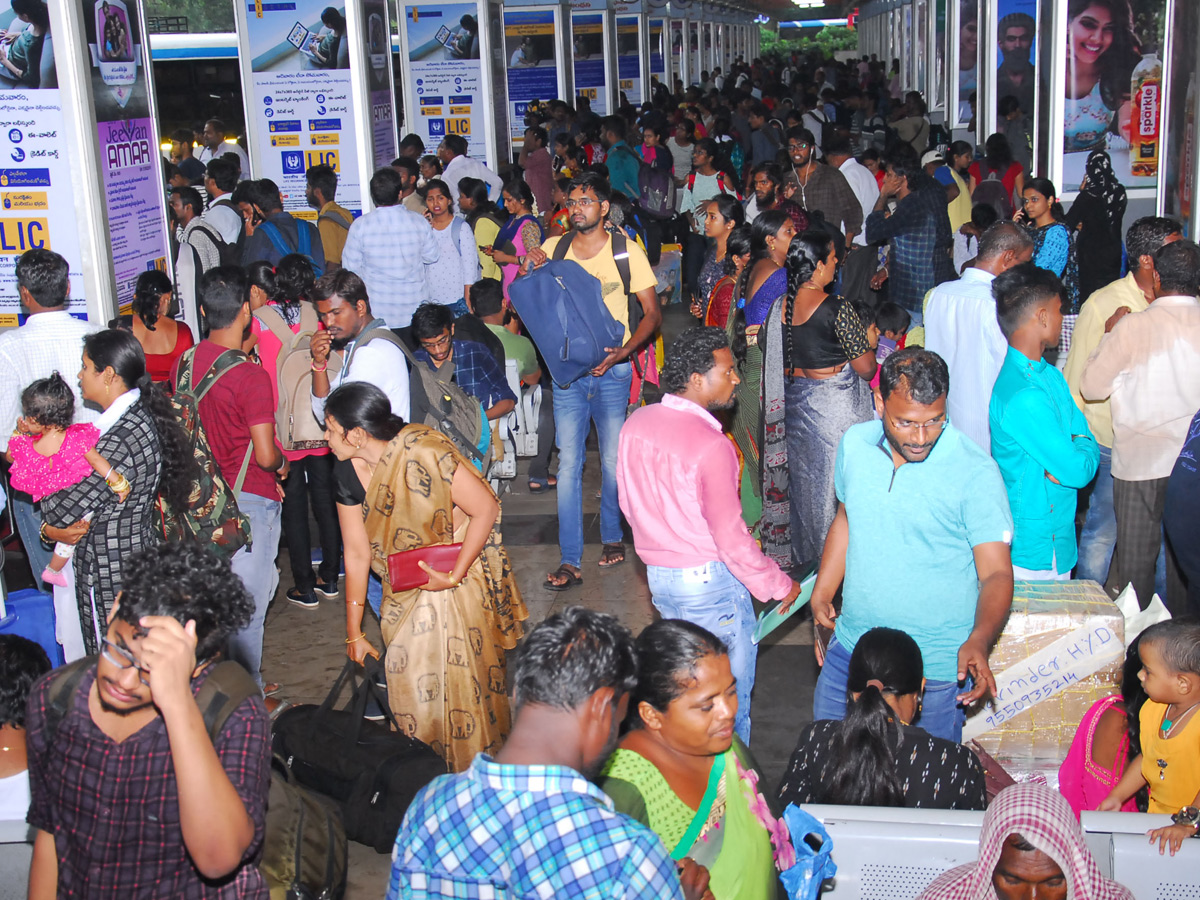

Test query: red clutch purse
[386,544,463,591]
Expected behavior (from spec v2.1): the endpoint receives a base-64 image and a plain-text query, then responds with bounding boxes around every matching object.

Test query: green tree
[144,0,235,33]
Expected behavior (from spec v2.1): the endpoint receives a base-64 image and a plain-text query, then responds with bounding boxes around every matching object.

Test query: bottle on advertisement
[1130,50,1162,178]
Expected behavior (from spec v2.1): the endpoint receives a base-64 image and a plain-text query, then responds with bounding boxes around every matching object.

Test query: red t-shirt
[173,339,279,501]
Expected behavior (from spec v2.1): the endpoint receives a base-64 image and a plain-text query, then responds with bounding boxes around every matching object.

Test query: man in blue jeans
[809,348,1015,742]
[520,172,662,590]
[176,267,287,689]
[618,328,801,741]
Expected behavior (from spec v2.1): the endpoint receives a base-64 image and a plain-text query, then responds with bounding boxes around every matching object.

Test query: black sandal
[544,565,583,592]
[598,543,626,568]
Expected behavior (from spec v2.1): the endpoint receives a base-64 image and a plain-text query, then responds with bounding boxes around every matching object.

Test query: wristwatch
[1170,806,1200,834]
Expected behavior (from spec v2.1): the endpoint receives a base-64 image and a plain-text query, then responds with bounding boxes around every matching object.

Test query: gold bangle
[39,521,50,544]
[346,599,364,607]
[311,360,328,373]
[106,472,131,495]
[344,632,367,644]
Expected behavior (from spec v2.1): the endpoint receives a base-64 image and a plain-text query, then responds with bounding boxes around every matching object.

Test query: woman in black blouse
[777,627,986,811]
[780,231,877,568]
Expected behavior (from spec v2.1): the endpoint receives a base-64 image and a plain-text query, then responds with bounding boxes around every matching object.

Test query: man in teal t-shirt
[990,263,1099,580]
[807,348,1015,742]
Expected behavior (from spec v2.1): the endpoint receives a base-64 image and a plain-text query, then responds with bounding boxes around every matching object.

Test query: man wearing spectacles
[780,127,862,248]
[518,172,661,591]
[805,347,1015,742]
[24,542,272,898]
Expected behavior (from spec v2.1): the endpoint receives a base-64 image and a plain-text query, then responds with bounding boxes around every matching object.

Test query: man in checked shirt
[24,542,272,899]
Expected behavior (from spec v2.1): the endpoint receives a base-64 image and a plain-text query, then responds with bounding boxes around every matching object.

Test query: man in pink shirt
[618,327,802,741]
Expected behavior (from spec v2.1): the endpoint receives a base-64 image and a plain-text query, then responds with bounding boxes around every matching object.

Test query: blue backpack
[257,219,325,276]
[509,259,625,387]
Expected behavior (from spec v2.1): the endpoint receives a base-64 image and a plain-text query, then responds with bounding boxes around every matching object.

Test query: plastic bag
[780,805,837,900]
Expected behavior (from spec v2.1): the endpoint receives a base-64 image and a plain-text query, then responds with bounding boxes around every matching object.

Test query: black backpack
[347,319,489,467]
[272,659,448,853]
[42,657,348,900]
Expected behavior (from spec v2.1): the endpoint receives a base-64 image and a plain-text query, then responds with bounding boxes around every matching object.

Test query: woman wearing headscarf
[916,782,1135,900]
[1065,150,1127,304]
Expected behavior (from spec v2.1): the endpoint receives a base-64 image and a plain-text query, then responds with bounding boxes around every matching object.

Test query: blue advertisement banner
[405,4,483,156]
[505,8,558,143]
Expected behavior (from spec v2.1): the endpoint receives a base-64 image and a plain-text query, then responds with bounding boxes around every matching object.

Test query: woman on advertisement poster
[958,1,978,123]
[1064,0,1141,154]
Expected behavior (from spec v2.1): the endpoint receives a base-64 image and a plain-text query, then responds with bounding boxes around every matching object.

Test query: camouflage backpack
[158,347,253,559]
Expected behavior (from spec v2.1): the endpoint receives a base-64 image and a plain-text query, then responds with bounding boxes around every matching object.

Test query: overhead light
[792,0,827,8]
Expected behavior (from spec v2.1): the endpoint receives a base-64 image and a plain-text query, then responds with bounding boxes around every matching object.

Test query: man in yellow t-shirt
[306,164,353,271]
[519,171,662,591]
[1063,216,1181,584]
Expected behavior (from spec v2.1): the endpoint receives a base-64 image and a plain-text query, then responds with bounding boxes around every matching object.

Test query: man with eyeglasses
[411,301,516,423]
[805,348,1015,742]
[24,542,272,898]
[519,171,661,591]
[780,127,861,246]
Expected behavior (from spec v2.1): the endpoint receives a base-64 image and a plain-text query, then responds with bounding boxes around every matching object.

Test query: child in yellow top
[1101,619,1200,855]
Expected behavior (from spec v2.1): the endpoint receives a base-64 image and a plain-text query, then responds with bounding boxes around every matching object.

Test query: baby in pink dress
[5,372,129,587]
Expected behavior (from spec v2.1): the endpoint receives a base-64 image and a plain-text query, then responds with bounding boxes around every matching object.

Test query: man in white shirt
[437,134,504,207]
[1080,239,1200,613]
[200,157,245,245]
[924,222,1033,451]
[825,136,883,308]
[0,249,99,581]
[309,269,411,425]
[341,167,439,328]
[195,119,251,178]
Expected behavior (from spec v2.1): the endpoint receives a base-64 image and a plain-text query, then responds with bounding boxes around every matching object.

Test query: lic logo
[281,151,304,173]
[428,119,445,136]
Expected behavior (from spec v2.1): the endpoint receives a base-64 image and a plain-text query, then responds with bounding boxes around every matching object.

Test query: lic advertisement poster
[0,4,86,324]
[571,13,606,117]
[242,1,361,216]
[504,8,558,144]
[617,16,641,107]
[84,0,169,309]
[403,4,483,158]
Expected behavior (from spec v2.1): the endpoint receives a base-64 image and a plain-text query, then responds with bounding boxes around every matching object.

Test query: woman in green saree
[600,621,795,900]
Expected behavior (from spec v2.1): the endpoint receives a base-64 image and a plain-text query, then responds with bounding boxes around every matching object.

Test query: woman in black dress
[777,627,987,810]
[1066,149,1127,304]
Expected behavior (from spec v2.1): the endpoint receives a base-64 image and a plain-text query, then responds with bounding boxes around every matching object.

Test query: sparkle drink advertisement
[1061,0,1164,192]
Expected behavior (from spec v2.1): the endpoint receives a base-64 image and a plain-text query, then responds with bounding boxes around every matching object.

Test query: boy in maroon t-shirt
[172,266,287,689]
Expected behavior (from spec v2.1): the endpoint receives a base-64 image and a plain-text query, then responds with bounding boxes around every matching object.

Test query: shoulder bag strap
[256,221,294,259]
[43,656,98,744]
[252,303,296,350]
[551,231,575,261]
[192,349,250,404]
[194,660,261,740]
[671,754,726,860]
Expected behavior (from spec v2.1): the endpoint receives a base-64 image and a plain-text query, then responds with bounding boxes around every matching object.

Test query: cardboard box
[965,580,1124,770]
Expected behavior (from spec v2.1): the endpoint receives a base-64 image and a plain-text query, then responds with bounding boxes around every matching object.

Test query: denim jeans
[552,362,632,568]
[1077,444,1116,584]
[228,492,283,686]
[813,636,967,742]
[647,562,757,743]
[12,491,52,582]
